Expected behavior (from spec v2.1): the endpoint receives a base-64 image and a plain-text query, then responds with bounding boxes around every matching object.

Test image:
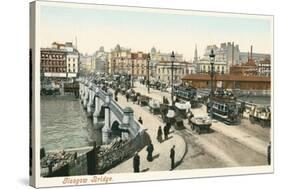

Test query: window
[68,69,71,72]
[73,68,75,72]
[68,58,70,62]
[73,64,75,67]
[73,58,75,61]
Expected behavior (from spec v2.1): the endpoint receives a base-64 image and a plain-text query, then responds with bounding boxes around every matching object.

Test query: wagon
[174,102,191,119]
[149,99,160,115]
[138,95,151,106]
[189,116,212,134]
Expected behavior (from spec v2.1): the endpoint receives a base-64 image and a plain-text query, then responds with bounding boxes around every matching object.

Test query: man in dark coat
[138,117,143,124]
[163,124,169,140]
[133,152,140,173]
[267,142,271,165]
[146,142,154,162]
[170,145,175,170]
[126,93,130,102]
[157,126,163,143]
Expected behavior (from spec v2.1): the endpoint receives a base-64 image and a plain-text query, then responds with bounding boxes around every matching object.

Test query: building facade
[150,47,184,79]
[41,42,79,78]
[108,44,131,74]
[195,42,240,74]
[108,44,149,78]
[66,53,79,78]
[41,48,67,78]
[257,59,271,77]
[79,54,94,75]
[156,61,194,84]
[93,46,108,73]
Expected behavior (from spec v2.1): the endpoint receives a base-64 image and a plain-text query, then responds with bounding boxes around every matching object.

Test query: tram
[174,85,198,108]
[207,91,239,125]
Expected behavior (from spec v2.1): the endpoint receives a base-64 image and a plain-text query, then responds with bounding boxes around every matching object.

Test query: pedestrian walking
[167,122,171,133]
[157,126,163,143]
[138,117,143,124]
[126,93,130,102]
[170,145,175,170]
[267,142,271,165]
[163,124,169,140]
[133,152,140,173]
[146,142,154,162]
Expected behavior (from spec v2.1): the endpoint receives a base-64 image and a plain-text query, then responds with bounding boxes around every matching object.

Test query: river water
[238,96,271,105]
[41,96,94,151]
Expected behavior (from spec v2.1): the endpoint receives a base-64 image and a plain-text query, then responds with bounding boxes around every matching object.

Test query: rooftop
[182,74,270,82]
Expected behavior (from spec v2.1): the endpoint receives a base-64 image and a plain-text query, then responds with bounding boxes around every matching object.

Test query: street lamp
[131,59,134,88]
[147,53,151,94]
[171,51,175,106]
[113,59,116,74]
[209,49,215,118]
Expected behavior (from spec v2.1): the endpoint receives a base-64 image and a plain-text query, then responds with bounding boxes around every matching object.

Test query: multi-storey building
[150,47,183,79]
[108,44,131,74]
[79,54,94,75]
[156,61,194,84]
[108,44,149,78]
[41,47,67,78]
[130,52,149,78]
[93,46,108,73]
[195,42,240,74]
[41,42,79,78]
[258,59,271,77]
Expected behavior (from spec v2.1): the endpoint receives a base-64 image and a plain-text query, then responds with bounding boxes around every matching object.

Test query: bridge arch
[111,121,122,138]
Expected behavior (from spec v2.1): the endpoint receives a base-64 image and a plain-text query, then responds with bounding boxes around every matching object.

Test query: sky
[40,4,272,60]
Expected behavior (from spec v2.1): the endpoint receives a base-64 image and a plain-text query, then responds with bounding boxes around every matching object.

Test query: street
[108,81,270,172]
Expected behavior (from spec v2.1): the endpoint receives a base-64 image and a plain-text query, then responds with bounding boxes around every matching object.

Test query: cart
[189,116,212,134]
[138,95,151,106]
[149,99,160,115]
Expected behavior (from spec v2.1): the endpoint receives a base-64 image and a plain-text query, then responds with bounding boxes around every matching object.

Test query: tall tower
[194,44,198,63]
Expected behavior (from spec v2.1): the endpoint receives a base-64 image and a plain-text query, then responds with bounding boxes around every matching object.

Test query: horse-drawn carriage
[188,115,212,134]
[148,99,161,115]
[249,105,271,127]
[159,104,185,130]
[138,95,151,106]
[174,101,191,119]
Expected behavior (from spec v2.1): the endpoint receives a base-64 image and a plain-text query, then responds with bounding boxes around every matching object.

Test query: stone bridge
[79,78,142,145]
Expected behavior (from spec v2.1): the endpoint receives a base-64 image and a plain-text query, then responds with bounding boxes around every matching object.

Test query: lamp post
[209,49,215,118]
[147,53,151,94]
[113,59,116,74]
[131,59,134,88]
[171,51,175,106]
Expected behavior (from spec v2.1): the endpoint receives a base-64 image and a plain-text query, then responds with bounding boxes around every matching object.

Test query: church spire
[194,44,198,63]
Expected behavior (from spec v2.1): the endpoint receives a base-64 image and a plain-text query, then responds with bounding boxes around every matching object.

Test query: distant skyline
[40,4,272,60]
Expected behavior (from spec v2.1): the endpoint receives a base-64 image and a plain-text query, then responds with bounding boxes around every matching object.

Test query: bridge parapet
[79,77,142,145]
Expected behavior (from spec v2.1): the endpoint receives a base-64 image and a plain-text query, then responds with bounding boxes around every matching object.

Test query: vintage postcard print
[29,0,273,188]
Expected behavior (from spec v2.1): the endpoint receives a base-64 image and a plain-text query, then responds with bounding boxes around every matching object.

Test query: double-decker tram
[207,90,239,125]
